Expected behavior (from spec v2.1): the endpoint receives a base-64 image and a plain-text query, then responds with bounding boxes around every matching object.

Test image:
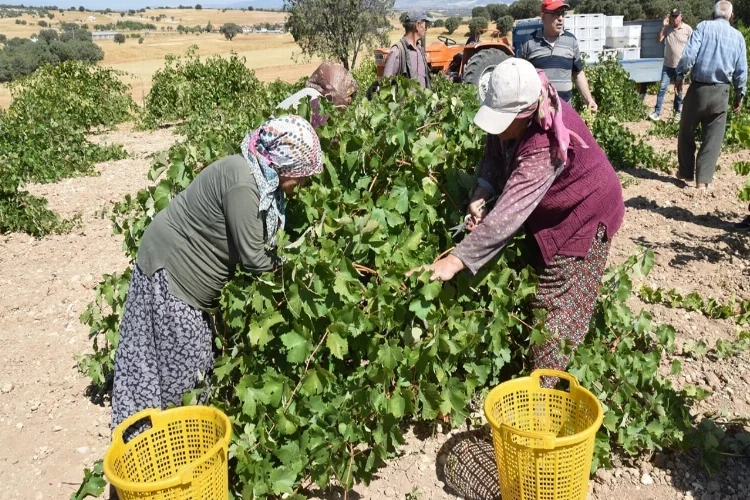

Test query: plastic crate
[575,27,590,39]
[605,36,641,48]
[583,50,602,64]
[616,48,641,60]
[564,14,576,28]
[578,39,591,51]
[574,14,592,27]
[624,19,663,58]
[588,26,604,39]
[589,39,605,51]
[605,16,624,28]
[607,25,642,38]
[589,14,605,27]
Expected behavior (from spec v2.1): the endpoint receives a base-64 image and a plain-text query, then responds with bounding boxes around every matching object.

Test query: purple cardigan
[453,100,624,271]
[521,101,624,264]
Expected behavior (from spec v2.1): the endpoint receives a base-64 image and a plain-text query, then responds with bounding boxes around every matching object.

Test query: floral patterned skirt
[111,264,214,439]
[531,225,611,387]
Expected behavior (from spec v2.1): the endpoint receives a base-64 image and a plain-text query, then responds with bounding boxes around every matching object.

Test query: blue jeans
[654,66,683,116]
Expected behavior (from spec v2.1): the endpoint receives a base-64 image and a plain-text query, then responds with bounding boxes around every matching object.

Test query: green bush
[0,62,133,236]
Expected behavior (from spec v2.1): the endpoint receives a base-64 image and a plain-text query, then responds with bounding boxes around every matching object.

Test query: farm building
[91,31,117,40]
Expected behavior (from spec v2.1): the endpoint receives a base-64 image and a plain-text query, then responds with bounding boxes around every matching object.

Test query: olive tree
[468,16,488,35]
[444,16,460,34]
[284,0,393,70]
[220,23,242,40]
[114,33,126,44]
[496,15,514,35]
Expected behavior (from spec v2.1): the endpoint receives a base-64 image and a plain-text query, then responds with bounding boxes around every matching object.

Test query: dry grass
[0,11,480,109]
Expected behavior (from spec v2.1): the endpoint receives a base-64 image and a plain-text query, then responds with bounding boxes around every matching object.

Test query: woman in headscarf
[408,58,625,386]
[111,115,323,433]
[277,61,359,128]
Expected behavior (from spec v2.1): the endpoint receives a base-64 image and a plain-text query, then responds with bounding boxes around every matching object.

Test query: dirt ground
[1,90,749,500]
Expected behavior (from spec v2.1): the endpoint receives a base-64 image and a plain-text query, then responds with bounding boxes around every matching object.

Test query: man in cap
[408,59,623,387]
[382,9,433,89]
[517,0,597,110]
[649,8,693,121]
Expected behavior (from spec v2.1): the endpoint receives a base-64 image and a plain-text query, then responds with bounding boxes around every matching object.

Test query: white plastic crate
[589,14,605,27]
[589,39,605,51]
[605,36,641,48]
[616,47,640,60]
[606,25,642,38]
[578,39,591,51]
[565,14,576,28]
[588,26,604,39]
[573,14,591,27]
[605,15,624,28]
[575,27,590,39]
[583,50,602,64]
[574,14,605,28]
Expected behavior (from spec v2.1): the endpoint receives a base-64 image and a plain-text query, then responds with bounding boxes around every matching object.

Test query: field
[0,8,467,108]
[0,11,749,500]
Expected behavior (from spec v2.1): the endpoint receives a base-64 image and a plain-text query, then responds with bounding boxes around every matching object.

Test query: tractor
[374,30,514,100]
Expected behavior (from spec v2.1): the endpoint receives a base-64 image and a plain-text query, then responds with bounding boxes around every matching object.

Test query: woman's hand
[467,186,492,230]
[406,255,465,282]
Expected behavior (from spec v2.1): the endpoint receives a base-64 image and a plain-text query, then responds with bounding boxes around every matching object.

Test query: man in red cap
[517,0,597,110]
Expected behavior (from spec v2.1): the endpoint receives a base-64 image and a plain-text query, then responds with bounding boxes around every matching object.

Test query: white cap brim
[474,105,518,135]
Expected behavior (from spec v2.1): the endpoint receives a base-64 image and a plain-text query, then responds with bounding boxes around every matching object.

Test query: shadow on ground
[625,195,740,232]
[435,427,501,500]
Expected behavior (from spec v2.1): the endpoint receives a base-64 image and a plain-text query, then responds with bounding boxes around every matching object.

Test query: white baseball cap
[473,58,543,135]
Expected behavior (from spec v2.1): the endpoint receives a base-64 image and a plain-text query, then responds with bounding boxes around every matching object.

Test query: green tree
[496,15,514,35]
[38,29,58,44]
[472,6,490,19]
[444,16,460,34]
[487,3,509,21]
[195,3,202,9]
[114,33,126,44]
[38,20,48,27]
[432,19,445,28]
[206,19,213,32]
[509,0,542,20]
[139,36,144,44]
[469,16,489,35]
[220,23,242,40]
[284,0,393,70]
[78,6,85,12]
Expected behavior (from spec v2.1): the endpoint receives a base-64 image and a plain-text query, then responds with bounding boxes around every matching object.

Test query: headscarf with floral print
[240,115,323,245]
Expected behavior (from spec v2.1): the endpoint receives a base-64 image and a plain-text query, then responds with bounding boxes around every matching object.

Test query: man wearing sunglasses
[649,8,693,122]
[517,0,597,111]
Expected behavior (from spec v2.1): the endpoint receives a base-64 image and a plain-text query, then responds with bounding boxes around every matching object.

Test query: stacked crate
[564,13,605,63]
[604,15,642,60]
[514,14,643,63]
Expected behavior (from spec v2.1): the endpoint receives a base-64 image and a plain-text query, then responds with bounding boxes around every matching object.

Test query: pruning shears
[450,214,478,238]
[449,196,497,239]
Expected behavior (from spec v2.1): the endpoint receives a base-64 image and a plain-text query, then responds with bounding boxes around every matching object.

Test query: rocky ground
[0,95,749,499]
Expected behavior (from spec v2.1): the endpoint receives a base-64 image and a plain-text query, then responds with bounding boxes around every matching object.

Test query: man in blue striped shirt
[676,1,747,189]
[517,0,597,110]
